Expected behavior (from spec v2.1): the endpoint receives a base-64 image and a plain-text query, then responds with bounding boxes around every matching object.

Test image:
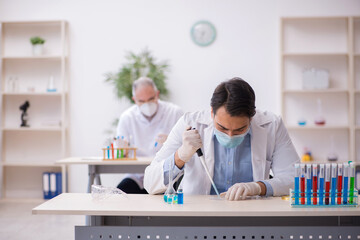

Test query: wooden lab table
[56,157,153,193]
[33,193,360,240]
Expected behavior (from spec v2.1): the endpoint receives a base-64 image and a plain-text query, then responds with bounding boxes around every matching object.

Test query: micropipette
[196,148,220,197]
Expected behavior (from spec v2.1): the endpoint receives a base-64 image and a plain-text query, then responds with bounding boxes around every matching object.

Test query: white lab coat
[144,109,300,196]
[117,100,183,188]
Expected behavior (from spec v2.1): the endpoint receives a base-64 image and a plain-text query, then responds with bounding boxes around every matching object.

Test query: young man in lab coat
[144,77,300,200]
[116,77,183,193]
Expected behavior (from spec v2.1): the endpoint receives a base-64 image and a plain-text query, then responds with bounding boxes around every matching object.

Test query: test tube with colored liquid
[294,164,300,205]
[306,164,312,205]
[300,164,306,205]
[325,164,331,205]
[121,136,125,158]
[318,164,325,205]
[343,163,349,205]
[337,164,343,205]
[312,164,318,205]
[331,163,337,205]
[349,162,355,204]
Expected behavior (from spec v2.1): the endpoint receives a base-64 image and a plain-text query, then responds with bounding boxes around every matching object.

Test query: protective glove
[221,182,261,201]
[156,134,168,145]
[177,127,203,163]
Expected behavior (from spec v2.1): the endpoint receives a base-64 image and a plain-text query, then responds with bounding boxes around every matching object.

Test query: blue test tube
[294,163,300,205]
[331,163,337,205]
[343,163,349,204]
[107,146,110,159]
[306,164,312,205]
[318,164,325,205]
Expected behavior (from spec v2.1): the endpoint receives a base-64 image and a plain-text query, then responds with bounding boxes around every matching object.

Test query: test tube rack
[290,188,358,208]
[102,147,137,161]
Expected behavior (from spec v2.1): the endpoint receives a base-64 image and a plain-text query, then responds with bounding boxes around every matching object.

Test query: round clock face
[191,21,216,47]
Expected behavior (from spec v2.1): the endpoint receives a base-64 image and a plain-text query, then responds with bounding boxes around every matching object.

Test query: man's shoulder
[119,105,138,120]
[160,100,182,112]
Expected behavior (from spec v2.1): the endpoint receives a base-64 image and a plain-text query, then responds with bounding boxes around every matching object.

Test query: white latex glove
[221,182,261,201]
[156,134,168,145]
[177,127,203,163]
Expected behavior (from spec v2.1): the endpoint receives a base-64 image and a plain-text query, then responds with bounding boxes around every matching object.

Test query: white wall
[0,0,359,193]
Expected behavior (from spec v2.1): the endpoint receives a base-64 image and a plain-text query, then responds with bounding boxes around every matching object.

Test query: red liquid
[313,176,318,205]
[325,181,330,205]
[111,143,114,159]
[337,176,343,205]
[300,177,305,205]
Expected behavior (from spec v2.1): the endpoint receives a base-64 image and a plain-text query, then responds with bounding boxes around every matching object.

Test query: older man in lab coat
[144,77,300,200]
[116,77,183,193]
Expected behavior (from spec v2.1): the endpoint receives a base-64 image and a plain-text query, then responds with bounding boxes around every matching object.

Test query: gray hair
[132,77,158,97]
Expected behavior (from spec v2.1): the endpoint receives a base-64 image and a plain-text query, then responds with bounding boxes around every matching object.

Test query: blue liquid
[167,195,173,204]
[331,177,337,205]
[319,178,324,205]
[163,194,167,202]
[307,179,312,205]
[298,121,307,126]
[107,146,110,159]
[294,177,299,205]
[177,192,183,204]
[343,176,348,204]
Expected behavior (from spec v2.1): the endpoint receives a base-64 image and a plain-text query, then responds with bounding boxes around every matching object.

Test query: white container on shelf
[302,68,329,90]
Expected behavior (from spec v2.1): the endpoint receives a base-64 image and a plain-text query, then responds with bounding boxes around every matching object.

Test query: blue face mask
[214,127,250,148]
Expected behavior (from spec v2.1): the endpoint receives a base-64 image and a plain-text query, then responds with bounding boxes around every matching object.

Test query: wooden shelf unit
[281,16,359,163]
[0,20,68,200]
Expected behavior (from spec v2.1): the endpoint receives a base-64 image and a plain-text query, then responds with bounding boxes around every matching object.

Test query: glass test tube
[325,164,331,205]
[337,164,343,205]
[331,163,337,205]
[349,162,355,204]
[312,164,318,205]
[318,164,325,205]
[300,164,306,205]
[343,163,349,205]
[294,164,300,205]
[306,164,312,205]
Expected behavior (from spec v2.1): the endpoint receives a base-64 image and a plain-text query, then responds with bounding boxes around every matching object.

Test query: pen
[349,162,355,204]
[337,164,343,205]
[325,164,331,205]
[343,163,348,204]
[306,164,312,205]
[300,164,306,205]
[294,163,300,205]
[318,164,324,205]
[331,163,337,205]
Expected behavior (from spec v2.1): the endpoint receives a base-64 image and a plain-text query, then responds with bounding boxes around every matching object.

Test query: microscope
[19,101,30,127]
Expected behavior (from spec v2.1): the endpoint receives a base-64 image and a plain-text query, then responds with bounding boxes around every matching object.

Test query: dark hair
[210,77,256,118]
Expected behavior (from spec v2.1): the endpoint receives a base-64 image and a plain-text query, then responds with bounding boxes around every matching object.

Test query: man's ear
[132,96,135,103]
[156,90,160,98]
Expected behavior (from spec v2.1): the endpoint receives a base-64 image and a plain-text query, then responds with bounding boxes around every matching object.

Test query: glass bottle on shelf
[327,135,338,162]
[314,98,326,126]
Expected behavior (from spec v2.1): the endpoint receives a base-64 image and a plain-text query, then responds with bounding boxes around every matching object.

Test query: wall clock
[191,21,216,47]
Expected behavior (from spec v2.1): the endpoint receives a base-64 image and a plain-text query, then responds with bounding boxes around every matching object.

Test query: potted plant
[104,48,170,135]
[30,36,45,56]
[105,48,169,102]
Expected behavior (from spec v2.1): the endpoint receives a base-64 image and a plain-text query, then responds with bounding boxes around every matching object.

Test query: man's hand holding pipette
[175,127,202,168]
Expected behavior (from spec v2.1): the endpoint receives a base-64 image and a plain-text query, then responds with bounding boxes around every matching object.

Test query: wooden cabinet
[281,17,359,162]
[0,20,68,199]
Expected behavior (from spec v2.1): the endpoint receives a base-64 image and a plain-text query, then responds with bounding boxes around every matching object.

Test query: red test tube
[325,164,331,205]
[337,164,343,205]
[300,164,306,205]
[312,164,318,205]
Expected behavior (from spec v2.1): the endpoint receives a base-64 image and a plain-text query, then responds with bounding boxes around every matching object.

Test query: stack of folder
[42,172,62,199]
